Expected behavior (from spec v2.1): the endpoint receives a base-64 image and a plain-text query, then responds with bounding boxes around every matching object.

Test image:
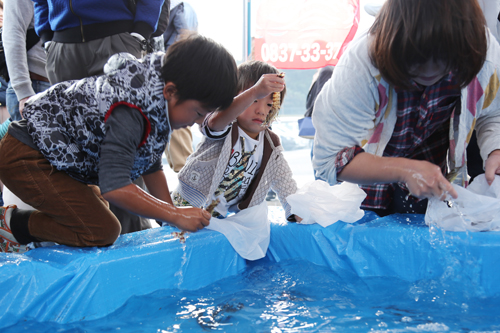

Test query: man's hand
[19,96,32,118]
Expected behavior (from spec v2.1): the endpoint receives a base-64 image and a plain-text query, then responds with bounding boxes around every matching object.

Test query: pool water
[5,255,500,333]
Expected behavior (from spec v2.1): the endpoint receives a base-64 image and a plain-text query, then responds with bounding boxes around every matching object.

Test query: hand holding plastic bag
[425,174,500,232]
[206,201,269,260]
[287,180,366,227]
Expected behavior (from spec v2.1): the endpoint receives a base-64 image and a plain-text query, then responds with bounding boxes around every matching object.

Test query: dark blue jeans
[0,77,8,106]
[6,80,51,121]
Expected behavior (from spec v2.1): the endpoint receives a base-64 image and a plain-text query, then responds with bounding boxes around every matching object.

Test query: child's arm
[99,105,210,231]
[270,151,301,222]
[208,73,285,132]
[142,170,174,205]
[102,181,211,232]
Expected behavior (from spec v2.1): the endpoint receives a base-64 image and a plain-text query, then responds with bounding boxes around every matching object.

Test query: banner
[254,0,360,69]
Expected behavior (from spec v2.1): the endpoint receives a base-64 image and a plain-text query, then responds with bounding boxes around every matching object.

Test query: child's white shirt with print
[208,127,264,216]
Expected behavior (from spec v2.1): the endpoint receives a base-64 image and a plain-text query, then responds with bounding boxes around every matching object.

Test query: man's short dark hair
[369,0,487,89]
[160,34,238,110]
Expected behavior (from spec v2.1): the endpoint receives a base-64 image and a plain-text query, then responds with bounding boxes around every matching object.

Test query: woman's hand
[485,149,500,185]
[401,159,457,200]
[338,152,457,200]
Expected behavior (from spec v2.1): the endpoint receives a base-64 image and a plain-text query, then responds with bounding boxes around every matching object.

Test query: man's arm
[3,0,37,106]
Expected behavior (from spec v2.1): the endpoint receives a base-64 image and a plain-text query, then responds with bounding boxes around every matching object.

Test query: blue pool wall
[1,207,499,328]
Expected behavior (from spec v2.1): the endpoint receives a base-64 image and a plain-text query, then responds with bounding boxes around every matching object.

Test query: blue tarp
[1,207,500,328]
[268,209,500,297]
[0,226,246,327]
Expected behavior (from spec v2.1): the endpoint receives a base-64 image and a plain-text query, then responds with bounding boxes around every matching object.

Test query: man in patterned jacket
[0,35,238,253]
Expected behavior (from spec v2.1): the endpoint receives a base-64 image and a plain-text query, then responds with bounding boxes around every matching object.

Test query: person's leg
[46,34,143,84]
[45,41,95,84]
[166,127,194,172]
[31,80,51,95]
[0,134,121,247]
[0,77,8,106]
[44,38,147,234]
[6,81,21,121]
[85,33,143,77]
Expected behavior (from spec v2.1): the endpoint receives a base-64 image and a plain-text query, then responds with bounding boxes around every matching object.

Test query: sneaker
[0,205,29,253]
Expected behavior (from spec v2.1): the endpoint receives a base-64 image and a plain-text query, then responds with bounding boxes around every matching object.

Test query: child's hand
[295,215,303,223]
[170,207,211,232]
[252,73,285,101]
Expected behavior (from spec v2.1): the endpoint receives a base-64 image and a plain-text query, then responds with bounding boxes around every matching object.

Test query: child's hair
[160,34,238,110]
[369,0,487,89]
[237,60,286,106]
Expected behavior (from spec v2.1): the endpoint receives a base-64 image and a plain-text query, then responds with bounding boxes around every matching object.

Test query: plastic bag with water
[287,180,366,227]
[207,200,269,261]
[425,174,500,231]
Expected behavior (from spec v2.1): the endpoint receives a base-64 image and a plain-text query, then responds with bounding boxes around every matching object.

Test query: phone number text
[260,42,342,63]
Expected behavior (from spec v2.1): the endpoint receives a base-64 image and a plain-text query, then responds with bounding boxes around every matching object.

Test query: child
[0,34,238,253]
[312,0,500,216]
[173,60,301,222]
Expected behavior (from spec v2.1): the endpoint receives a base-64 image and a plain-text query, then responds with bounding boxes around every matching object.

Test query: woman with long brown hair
[312,0,500,216]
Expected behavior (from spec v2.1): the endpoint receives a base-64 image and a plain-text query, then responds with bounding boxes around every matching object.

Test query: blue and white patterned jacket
[23,52,171,185]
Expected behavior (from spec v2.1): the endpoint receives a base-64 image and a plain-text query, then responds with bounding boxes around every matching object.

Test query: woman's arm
[312,45,380,184]
[338,152,458,199]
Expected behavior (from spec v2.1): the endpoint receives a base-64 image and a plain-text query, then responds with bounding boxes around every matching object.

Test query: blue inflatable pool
[1,207,499,330]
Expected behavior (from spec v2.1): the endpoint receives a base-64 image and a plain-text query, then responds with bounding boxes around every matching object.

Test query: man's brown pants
[0,134,121,247]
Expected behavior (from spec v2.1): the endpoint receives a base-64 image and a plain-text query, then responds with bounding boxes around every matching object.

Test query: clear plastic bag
[425,174,500,232]
[206,200,269,260]
[287,180,366,227]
